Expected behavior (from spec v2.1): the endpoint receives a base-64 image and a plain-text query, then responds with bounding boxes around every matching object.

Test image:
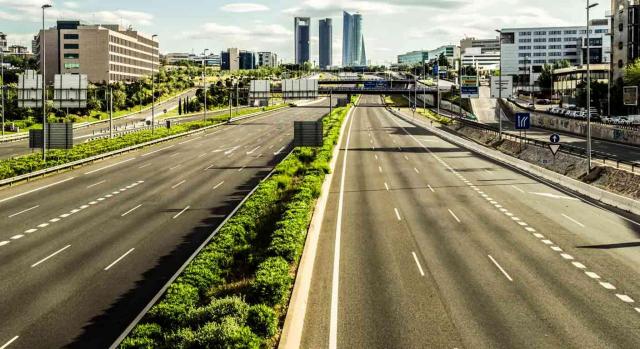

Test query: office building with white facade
[500,20,610,89]
[461,47,500,72]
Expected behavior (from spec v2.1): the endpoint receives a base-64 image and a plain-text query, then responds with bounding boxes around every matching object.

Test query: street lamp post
[151,34,158,134]
[586,1,599,174]
[42,4,52,161]
[1,49,4,137]
[496,29,503,139]
[202,48,209,122]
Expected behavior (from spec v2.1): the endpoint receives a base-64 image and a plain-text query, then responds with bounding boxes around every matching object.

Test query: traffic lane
[301,97,461,349]
[0,107,325,348]
[0,100,330,224]
[0,134,277,349]
[385,108,640,347]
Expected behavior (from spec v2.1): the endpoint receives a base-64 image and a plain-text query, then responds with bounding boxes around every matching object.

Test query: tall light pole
[151,34,158,134]
[1,49,5,137]
[496,29,503,139]
[586,1,598,174]
[202,48,209,122]
[42,3,51,161]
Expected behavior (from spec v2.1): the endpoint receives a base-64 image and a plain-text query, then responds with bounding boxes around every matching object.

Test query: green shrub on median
[120,99,354,348]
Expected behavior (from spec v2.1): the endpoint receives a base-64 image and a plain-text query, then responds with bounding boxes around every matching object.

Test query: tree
[624,58,640,87]
[553,59,571,70]
[438,53,449,68]
[178,98,183,115]
[462,65,477,76]
[537,64,554,97]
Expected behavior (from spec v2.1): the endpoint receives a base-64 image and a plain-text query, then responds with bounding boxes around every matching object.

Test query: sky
[0,0,610,65]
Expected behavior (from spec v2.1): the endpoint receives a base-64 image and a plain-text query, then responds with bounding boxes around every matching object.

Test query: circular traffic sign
[550,133,560,144]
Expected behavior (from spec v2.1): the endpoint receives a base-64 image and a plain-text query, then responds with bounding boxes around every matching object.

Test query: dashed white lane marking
[561,213,585,228]
[635,308,640,314]
[616,294,635,303]
[572,262,587,269]
[25,229,37,234]
[84,158,135,175]
[412,252,425,276]
[533,233,545,239]
[49,218,60,223]
[404,155,409,161]
[448,209,461,223]
[142,144,175,157]
[525,227,536,232]
[138,163,152,169]
[37,223,49,228]
[0,336,19,349]
[511,185,525,194]
[246,145,261,155]
[169,164,182,170]
[31,245,71,268]
[542,239,554,245]
[560,253,574,260]
[585,271,601,279]
[378,166,383,173]
[173,206,190,219]
[488,255,513,282]
[213,181,225,190]
[600,282,617,290]
[427,185,435,193]
[0,177,76,204]
[414,168,420,174]
[238,166,246,172]
[171,180,186,189]
[87,180,106,189]
[394,208,402,221]
[0,241,9,247]
[384,182,390,191]
[374,155,378,160]
[551,246,563,252]
[8,205,40,218]
[89,201,98,205]
[10,235,23,240]
[178,137,198,145]
[104,248,135,271]
[121,204,143,217]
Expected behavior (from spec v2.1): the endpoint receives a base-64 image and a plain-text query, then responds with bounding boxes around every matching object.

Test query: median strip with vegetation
[0,105,285,181]
[119,100,354,349]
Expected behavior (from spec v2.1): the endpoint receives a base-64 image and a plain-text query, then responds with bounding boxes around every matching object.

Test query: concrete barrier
[391,109,640,217]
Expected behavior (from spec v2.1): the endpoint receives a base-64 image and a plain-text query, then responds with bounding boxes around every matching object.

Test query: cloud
[284,0,468,16]
[184,22,291,43]
[63,1,79,9]
[221,3,269,13]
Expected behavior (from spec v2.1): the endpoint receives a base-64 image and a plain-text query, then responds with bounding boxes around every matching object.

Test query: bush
[247,304,278,338]
[194,318,261,349]
[251,257,292,306]
[188,296,250,327]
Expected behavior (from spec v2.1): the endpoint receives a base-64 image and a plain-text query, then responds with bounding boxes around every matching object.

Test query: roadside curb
[389,108,640,217]
[278,97,358,349]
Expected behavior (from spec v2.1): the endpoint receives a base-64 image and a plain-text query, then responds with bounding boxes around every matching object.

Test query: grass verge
[118,100,355,349]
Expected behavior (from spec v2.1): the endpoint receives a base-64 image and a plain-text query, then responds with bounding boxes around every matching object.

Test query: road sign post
[515,113,531,152]
[549,133,561,157]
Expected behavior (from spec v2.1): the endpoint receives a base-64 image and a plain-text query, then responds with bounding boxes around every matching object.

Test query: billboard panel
[282,79,318,100]
[53,74,88,108]
[17,70,43,108]
[623,86,638,106]
[249,80,271,102]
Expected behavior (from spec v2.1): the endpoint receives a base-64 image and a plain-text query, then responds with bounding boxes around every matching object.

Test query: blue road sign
[433,65,439,75]
[550,133,561,144]
[515,113,531,130]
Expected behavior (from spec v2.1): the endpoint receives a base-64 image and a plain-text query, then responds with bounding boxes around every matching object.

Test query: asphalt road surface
[302,95,640,348]
[0,98,334,349]
[0,88,197,160]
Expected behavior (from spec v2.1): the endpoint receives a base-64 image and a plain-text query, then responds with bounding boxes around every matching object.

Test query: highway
[0,88,197,160]
[0,98,333,349]
[301,95,640,348]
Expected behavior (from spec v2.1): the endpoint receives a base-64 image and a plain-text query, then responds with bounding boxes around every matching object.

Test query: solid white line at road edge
[448,209,461,223]
[31,245,71,268]
[0,177,75,204]
[121,204,143,217]
[0,336,18,349]
[488,255,513,282]
[561,213,586,228]
[329,104,356,349]
[104,248,135,271]
[412,252,425,276]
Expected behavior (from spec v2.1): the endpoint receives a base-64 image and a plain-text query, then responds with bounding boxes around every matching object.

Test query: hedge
[120,99,354,348]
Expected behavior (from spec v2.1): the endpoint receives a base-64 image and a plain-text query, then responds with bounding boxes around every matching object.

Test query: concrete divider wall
[530,112,640,146]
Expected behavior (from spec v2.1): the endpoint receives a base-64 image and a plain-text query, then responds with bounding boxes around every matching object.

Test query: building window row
[63,33,79,40]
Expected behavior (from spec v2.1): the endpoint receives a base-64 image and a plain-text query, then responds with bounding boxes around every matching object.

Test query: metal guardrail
[0,107,288,188]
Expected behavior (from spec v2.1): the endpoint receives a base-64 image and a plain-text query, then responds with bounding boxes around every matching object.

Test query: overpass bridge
[269,86,439,96]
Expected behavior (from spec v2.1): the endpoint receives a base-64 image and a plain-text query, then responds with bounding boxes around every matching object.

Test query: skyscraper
[319,18,333,69]
[342,11,367,67]
[294,17,311,65]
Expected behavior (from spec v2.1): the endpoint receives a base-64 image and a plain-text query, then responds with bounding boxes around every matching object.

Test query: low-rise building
[35,20,159,83]
[460,37,500,54]
[397,50,429,65]
[553,63,609,97]
[461,47,500,72]
[257,51,278,68]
